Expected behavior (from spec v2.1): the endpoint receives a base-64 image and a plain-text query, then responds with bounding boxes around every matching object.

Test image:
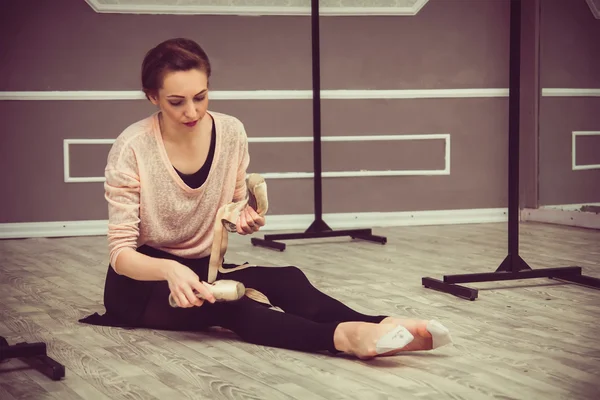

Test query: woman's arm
[104,142,214,306]
[104,144,142,272]
[103,156,164,279]
[112,247,170,280]
[104,162,173,280]
[114,248,214,305]
[114,247,214,306]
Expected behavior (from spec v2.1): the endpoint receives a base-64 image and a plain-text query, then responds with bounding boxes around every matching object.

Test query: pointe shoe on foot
[339,322,415,360]
[379,317,452,352]
[426,320,452,349]
[375,324,415,356]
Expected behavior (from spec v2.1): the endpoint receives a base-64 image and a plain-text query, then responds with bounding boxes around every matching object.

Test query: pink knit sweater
[104,110,249,267]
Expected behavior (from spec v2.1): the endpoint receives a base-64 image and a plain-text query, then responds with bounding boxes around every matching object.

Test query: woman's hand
[236,204,265,235]
[165,260,216,308]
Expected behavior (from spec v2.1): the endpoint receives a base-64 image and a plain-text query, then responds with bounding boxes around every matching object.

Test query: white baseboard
[0,208,508,240]
[539,202,600,211]
[521,208,600,230]
[0,220,110,239]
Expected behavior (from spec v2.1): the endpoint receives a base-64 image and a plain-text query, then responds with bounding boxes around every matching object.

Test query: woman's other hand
[165,260,216,307]
[236,204,265,235]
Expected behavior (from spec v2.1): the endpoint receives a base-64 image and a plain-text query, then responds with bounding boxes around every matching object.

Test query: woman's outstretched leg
[220,265,386,324]
[219,264,452,354]
[197,299,423,359]
[137,252,451,356]
[139,281,414,359]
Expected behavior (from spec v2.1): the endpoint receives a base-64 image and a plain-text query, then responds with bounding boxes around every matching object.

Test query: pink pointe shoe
[169,280,246,308]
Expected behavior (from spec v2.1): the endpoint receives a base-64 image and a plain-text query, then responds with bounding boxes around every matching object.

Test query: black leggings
[138,247,387,353]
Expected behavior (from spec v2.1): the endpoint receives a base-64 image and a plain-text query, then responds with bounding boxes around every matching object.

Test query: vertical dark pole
[420,0,600,299]
[508,0,522,268]
[311,0,323,224]
[248,0,386,247]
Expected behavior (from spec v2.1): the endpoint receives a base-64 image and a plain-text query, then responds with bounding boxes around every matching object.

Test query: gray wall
[0,0,597,224]
[539,0,600,206]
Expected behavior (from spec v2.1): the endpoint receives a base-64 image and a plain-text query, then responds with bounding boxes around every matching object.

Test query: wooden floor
[1,222,599,400]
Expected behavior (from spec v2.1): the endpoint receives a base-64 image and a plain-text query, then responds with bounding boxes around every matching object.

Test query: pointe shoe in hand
[169,280,246,308]
[221,173,269,232]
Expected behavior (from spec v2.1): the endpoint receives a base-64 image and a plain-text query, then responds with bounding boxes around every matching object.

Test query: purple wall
[0,0,516,224]
[539,0,600,205]
[2,0,596,226]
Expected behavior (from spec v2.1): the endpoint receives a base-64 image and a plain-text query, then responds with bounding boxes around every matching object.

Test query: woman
[80,38,451,360]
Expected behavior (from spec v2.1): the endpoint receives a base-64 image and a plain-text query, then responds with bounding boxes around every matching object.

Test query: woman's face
[150,68,209,131]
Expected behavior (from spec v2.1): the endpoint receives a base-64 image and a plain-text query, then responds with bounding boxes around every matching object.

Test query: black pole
[249,0,387,250]
[507,0,521,267]
[421,0,600,299]
[311,0,324,224]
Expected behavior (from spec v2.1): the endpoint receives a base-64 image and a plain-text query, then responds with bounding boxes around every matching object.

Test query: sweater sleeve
[104,143,141,267]
[232,121,250,202]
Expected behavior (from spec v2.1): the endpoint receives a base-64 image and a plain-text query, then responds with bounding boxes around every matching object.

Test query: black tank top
[174,122,216,189]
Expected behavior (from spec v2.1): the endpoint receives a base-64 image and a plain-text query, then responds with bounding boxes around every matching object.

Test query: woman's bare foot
[333,322,414,360]
[379,317,451,353]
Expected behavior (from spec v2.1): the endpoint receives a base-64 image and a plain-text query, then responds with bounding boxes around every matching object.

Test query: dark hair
[141,38,211,100]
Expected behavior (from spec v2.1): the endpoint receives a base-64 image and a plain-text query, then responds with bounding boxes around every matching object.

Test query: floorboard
[1,221,599,399]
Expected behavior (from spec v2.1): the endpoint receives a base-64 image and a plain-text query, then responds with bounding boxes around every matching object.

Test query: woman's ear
[144,90,159,106]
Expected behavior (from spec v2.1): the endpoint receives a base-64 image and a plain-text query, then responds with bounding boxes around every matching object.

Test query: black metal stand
[421,0,600,300]
[0,336,65,380]
[251,0,387,251]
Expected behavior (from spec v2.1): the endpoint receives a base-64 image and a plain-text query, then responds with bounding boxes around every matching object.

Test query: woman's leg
[136,259,339,352]
[139,279,212,332]
[135,245,381,325]
[209,298,340,353]
[220,265,452,354]
[139,278,415,358]
[135,248,450,356]
[137,277,337,354]
[219,265,386,324]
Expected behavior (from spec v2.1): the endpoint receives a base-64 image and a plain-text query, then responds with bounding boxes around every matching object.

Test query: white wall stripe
[0,89,510,101]
[63,135,449,145]
[541,88,600,97]
[572,131,600,171]
[2,88,599,101]
[261,170,449,179]
[63,134,450,182]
